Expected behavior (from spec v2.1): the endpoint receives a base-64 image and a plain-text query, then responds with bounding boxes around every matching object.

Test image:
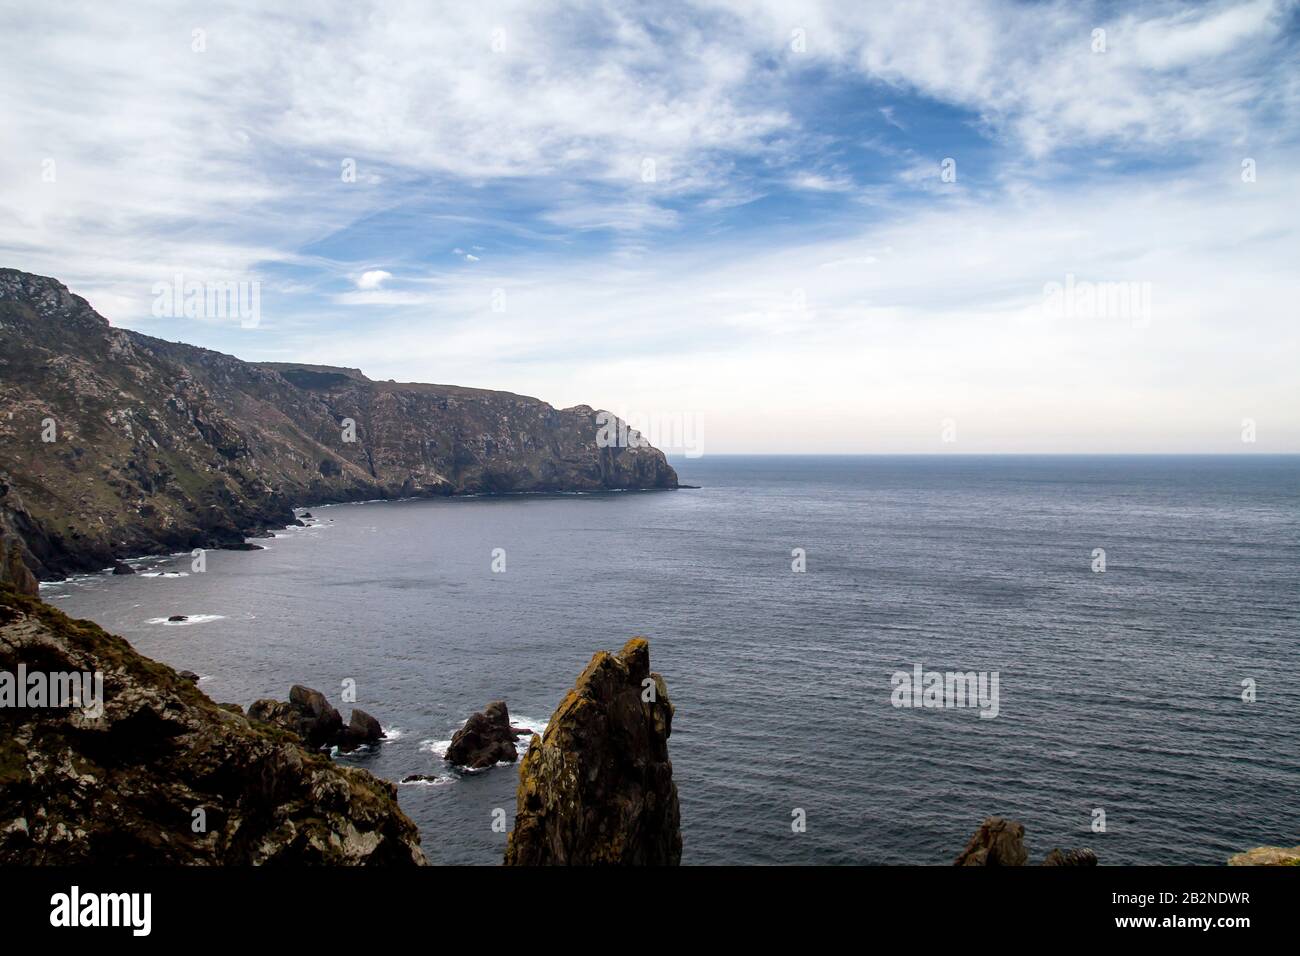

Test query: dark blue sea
[41,455,1300,864]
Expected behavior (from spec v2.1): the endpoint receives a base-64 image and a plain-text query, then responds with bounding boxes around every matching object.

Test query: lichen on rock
[505,637,681,865]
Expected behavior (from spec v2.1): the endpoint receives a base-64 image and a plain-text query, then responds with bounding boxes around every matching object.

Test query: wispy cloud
[0,0,1296,450]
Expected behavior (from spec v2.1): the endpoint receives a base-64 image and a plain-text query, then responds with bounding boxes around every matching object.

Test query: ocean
[40,455,1300,864]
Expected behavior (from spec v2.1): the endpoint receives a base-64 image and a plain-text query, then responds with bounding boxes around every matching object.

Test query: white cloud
[356,269,392,290]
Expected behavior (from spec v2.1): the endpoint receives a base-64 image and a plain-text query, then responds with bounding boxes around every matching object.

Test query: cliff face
[0,587,425,864]
[0,268,678,586]
[505,637,681,865]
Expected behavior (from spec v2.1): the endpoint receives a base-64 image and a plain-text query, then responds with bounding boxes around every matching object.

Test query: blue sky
[2,0,1298,452]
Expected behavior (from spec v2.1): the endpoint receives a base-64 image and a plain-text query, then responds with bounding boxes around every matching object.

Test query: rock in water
[111,561,134,575]
[954,817,1030,866]
[445,700,519,769]
[0,587,425,864]
[955,817,1097,866]
[1042,847,1099,866]
[248,685,345,750]
[505,637,681,865]
[1229,845,1300,865]
[338,708,384,752]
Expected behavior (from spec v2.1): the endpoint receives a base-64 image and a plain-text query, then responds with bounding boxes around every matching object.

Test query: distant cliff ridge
[0,268,678,588]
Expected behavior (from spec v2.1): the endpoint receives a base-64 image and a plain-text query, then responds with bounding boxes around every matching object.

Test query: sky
[1,0,1298,454]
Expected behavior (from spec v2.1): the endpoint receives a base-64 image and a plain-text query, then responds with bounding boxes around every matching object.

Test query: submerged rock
[0,587,425,864]
[167,614,187,622]
[505,637,681,865]
[444,700,520,769]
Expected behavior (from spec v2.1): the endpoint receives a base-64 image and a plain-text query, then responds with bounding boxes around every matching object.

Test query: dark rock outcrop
[0,587,425,864]
[505,637,681,865]
[246,686,379,754]
[955,816,1096,866]
[111,561,134,575]
[342,708,385,750]
[444,700,523,769]
[1042,847,1099,866]
[249,687,384,754]
[0,268,679,593]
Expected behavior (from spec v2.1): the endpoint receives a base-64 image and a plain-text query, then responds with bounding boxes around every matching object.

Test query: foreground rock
[505,637,681,865]
[111,561,134,575]
[444,700,530,769]
[955,816,1096,866]
[0,587,425,864]
[0,268,679,595]
[248,686,384,752]
[1229,845,1300,865]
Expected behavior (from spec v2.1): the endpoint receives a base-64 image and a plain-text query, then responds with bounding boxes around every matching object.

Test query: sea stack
[505,637,681,865]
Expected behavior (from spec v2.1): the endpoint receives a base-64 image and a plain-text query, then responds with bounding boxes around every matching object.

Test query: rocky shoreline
[0,267,680,593]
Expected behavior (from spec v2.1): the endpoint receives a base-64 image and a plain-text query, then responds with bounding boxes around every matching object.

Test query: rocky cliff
[0,268,678,588]
[505,637,681,865]
[0,586,425,864]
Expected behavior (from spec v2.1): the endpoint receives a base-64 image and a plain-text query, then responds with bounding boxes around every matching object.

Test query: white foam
[145,614,226,626]
[398,774,455,787]
[140,571,189,578]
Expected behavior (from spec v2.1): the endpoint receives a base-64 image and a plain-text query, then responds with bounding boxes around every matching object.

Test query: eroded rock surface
[1229,845,1300,865]
[955,816,1097,866]
[505,637,681,865]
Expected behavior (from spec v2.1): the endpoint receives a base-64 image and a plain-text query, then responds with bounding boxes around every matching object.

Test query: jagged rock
[955,817,1030,866]
[1043,847,1098,866]
[0,268,679,594]
[445,700,519,769]
[249,688,386,753]
[338,708,384,752]
[1229,845,1300,865]
[505,637,681,865]
[249,685,345,750]
[0,586,425,864]
[111,561,134,575]
[955,817,1097,866]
